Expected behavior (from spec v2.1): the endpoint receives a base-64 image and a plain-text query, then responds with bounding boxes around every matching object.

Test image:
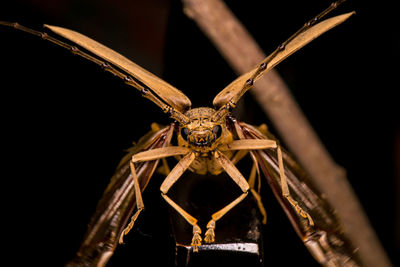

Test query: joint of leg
[131,156,140,164]
[206,219,216,230]
[160,178,171,194]
[286,195,297,206]
[136,203,145,211]
[243,186,250,193]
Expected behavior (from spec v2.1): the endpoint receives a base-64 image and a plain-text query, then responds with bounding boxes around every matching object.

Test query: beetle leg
[203,151,250,243]
[250,189,267,225]
[161,194,202,251]
[119,162,145,243]
[119,146,191,243]
[159,152,204,251]
[205,192,249,243]
[248,162,267,224]
[277,145,314,226]
[219,139,277,151]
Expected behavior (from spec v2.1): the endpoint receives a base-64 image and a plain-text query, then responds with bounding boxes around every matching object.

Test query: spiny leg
[119,146,191,243]
[159,152,205,251]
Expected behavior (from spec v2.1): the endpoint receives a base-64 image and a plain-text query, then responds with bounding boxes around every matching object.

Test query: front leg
[159,152,205,252]
[203,151,250,243]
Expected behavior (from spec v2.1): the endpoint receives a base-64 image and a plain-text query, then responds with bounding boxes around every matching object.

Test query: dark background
[0,0,398,266]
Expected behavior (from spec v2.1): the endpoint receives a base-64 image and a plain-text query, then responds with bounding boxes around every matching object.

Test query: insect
[1,1,360,266]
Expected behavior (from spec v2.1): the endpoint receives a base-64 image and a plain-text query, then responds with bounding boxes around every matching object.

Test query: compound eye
[213,125,222,139]
[181,127,190,141]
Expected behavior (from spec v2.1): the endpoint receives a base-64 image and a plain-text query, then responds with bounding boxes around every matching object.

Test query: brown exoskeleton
[0,1,360,266]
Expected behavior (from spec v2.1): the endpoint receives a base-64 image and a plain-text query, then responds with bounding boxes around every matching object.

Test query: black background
[0,0,398,266]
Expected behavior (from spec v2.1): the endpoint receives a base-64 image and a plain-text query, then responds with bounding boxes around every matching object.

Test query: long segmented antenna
[244,0,347,87]
[212,0,349,122]
[0,21,190,124]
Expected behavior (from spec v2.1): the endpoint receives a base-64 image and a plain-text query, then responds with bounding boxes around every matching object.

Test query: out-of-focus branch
[181,0,392,266]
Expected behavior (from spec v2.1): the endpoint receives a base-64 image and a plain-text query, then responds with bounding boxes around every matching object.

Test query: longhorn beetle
[0,1,359,266]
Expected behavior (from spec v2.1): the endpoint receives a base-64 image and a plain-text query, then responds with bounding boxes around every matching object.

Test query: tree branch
[181,0,392,266]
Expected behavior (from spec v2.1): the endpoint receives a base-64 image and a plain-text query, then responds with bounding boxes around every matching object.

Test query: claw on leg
[286,195,314,226]
[191,224,202,252]
[277,145,314,227]
[204,219,216,243]
[119,208,143,244]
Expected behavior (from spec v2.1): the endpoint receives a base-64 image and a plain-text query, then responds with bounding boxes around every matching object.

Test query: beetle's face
[178,107,227,152]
